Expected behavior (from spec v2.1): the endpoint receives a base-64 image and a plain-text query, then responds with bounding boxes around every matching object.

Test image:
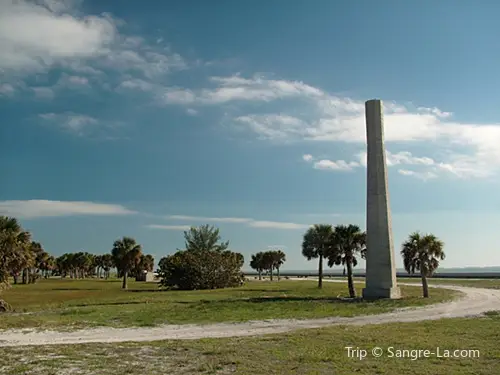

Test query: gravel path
[0,280,499,347]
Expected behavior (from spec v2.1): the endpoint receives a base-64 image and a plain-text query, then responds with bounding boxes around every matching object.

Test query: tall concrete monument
[362,99,401,300]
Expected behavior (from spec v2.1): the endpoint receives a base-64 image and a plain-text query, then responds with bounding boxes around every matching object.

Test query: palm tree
[250,252,265,280]
[328,224,366,298]
[0,216,32,310]
[262,251,275,281]
[0,217,31,284]
[272,250,286,281]
[101,254,114,279]
[401,232,445,298]
[302,224,334,288]
[111,237,143,289]
[134,254,155,278]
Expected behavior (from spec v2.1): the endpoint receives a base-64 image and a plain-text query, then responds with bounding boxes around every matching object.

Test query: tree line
[0,216,156,294]
[249,250,286,281]
[248,223,445,299]
[1,214,445,302]
[300,223,444,298]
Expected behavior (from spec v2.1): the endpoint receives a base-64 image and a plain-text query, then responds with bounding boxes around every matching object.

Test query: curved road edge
[0,279,499,347]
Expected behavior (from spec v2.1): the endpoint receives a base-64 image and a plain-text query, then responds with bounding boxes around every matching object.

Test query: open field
[309,276,500,289]
[0,315,498,375]
[0,278,456,331]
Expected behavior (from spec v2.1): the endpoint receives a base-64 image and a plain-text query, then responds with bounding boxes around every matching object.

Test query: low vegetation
[158,225,245,290]
[0,315,498,375]
[0,279,457,331]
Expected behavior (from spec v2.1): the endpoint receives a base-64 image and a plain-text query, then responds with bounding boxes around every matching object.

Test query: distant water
[244,267,500,279]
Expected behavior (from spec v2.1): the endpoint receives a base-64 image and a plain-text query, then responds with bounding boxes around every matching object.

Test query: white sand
[0,280,498,347]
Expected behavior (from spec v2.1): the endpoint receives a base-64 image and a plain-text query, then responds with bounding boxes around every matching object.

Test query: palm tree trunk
[346,261,356,298]
[318,254,323,289]
[269,266,273,281]
[22,269,28,284]
[421,272,429,298]
[258,270,262,280]
[277,267,280,281]
[13,274,18,284]
[122,271,128,289]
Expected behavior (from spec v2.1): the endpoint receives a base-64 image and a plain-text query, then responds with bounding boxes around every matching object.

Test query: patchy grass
[322,276,500,289]
[0,279,458,330]
[0,315,498,374]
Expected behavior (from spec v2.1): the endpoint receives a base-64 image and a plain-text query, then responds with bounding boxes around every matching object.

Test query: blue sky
[1,0,500,271]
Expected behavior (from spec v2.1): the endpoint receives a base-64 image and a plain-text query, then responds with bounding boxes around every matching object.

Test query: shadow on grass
[51,288,104,291]
[125,288,292,293]
[70,301,153,307]
[125,289,166,293]
[174,296,371,304]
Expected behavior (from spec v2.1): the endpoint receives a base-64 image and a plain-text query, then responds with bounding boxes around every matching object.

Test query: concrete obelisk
[362,99,400,299]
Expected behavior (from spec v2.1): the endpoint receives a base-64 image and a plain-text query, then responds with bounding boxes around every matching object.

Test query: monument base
[362,287,401,300]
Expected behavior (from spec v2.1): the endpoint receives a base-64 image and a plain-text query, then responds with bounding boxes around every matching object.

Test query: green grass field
[0,315,498,375]
[0,278,458,331]
[315,276,500,289]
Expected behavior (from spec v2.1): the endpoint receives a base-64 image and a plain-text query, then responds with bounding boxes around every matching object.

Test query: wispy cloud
[161,215,310,230]
[55,73,90,89]
[158,74,323,106]
[31,87,55,99]
[39,112,98,135]
[304,149,489,180]
[166,215,251,223]
[248,220,309,230]
[0,83,15,96]
[38,112,125,139]
[155,73,500,180]
[0,200,136,219]
[1,0,187,100]
[0,0,115,72]
[145,224,190,231]
[398,169,438,181]
[303,150,463,180]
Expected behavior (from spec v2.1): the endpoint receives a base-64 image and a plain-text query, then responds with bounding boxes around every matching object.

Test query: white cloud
[40,112,98,134]
[145,224,190,231]
[248,220,310,230]
[117,78,154,92]
[386,151,435,167]
[398,169,438,181]
[159,74,324,105]
[32,87,55,99]
[167,215,252,223]
[305,149,473,179]
[159,88,196,105]
[235,115,306,140]
[163,215,309,230]
[186,108,198,116]
[0,0,187,99]
[56,74,89,87]
[0,199,136,219]
[171,74,498,179]
[313,159,359,171]
[0,83,15,96]
[0,0,116,72]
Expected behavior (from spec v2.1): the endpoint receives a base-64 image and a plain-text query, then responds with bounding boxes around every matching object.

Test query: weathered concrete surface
[362,99,400,299]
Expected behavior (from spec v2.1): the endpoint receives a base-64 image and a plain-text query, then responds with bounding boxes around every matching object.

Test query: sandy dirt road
[0,280,499,347]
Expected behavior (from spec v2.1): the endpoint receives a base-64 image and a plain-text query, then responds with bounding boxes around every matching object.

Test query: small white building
[136,271,156,282]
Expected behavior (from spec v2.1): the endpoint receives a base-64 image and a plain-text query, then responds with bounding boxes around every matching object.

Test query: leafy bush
[157,249,244,290]
[157,225,245,290]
